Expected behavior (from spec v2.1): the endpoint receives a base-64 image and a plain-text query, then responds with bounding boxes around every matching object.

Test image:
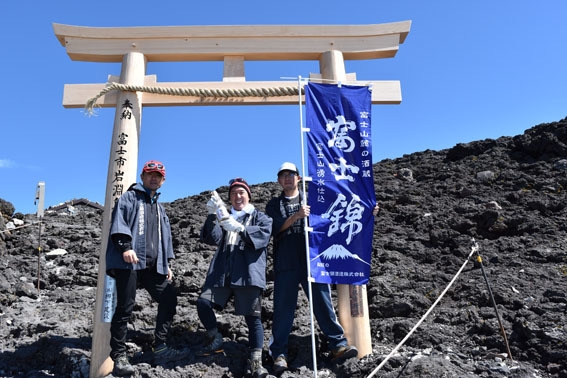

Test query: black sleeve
[111,233,133,253]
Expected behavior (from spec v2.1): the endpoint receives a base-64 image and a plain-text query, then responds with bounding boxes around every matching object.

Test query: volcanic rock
[1,118,566,377]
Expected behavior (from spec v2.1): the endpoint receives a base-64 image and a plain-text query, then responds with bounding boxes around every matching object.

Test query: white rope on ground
[366,239,480,378]
[85,82,303,115]
[0,221,38,234]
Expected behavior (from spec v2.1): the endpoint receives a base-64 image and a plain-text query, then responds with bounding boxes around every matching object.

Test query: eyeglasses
[145,162,164,170]
[278,172,297,178]
[229,177,247,185]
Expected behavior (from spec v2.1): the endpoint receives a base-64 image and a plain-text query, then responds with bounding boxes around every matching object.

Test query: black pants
[196,296,264,350]
[110,268,177,359]
[196,286,264,350]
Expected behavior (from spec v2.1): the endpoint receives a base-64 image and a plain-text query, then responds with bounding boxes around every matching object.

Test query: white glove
[206,196,220,215]
[220,217,245,233]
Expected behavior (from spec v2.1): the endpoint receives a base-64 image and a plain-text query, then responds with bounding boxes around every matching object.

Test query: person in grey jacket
[105,160,186,376]
[197,177,272,378]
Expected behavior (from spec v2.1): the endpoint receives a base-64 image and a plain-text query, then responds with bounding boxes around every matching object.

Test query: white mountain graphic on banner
[310,244,370,266]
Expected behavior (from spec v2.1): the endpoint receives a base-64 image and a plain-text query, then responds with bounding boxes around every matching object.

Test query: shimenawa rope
[85,82,303,115]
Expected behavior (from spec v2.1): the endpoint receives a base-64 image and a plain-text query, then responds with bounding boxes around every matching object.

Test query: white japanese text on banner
[305,82,376,285]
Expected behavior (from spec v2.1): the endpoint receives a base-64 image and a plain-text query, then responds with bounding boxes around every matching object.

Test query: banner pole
[298,76,318,378]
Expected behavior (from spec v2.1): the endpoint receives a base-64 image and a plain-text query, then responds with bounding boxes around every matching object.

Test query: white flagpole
[298,76,318,378]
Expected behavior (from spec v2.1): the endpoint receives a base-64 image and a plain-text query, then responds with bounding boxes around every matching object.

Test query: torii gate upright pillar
[91,51,146,377]
[319,50,373,358]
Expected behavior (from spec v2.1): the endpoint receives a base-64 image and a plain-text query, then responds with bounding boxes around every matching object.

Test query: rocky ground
[1,117,566,378]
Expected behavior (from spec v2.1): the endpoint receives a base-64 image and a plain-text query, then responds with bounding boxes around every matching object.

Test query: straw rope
[85,82,303,115]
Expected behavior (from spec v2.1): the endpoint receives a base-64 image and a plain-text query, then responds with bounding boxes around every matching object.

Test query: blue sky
[2,1,566,215]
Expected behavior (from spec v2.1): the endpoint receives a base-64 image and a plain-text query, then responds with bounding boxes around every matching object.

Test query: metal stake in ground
[35,182,45,294]
[476,252,514,361]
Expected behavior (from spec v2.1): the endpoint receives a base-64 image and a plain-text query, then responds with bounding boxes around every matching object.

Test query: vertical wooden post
[90,51,146,378]
[319,50,373,359]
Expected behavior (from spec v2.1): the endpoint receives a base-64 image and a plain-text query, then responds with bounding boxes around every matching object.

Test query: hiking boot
[153,343,190,364]
[196,330,224,356]
[112,355,135,376]
[248,358,269,378]
[331,345,358,361]
[273,354,288,374]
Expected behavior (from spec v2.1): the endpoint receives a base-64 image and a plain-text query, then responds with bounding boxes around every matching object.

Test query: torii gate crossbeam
[54,22,410,108]
[53,21,411,378]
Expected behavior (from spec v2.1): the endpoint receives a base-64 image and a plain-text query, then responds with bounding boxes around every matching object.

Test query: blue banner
[305,82,376,285]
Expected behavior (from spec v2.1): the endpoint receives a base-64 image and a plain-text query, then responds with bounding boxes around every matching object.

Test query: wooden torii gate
[53,21,411,378]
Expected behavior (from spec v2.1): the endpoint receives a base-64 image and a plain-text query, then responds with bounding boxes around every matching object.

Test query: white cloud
[0,159,15,168]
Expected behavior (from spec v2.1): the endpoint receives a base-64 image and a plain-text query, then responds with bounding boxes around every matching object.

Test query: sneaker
[248,358,269,378]
[153,344,190,363]
[112,355,135,376]
[273,354,288,374]
[331,345,358,361]
[196,331,224,357]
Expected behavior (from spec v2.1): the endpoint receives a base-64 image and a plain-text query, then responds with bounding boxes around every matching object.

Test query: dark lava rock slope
[1,118,566,377]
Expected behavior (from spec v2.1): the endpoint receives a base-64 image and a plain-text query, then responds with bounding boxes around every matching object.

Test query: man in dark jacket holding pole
[105,160,187,376]
[266,162,358,374]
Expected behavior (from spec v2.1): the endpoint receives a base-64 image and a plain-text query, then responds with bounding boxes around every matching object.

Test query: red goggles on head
[142,160,166,177]
[145,162,163,170]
